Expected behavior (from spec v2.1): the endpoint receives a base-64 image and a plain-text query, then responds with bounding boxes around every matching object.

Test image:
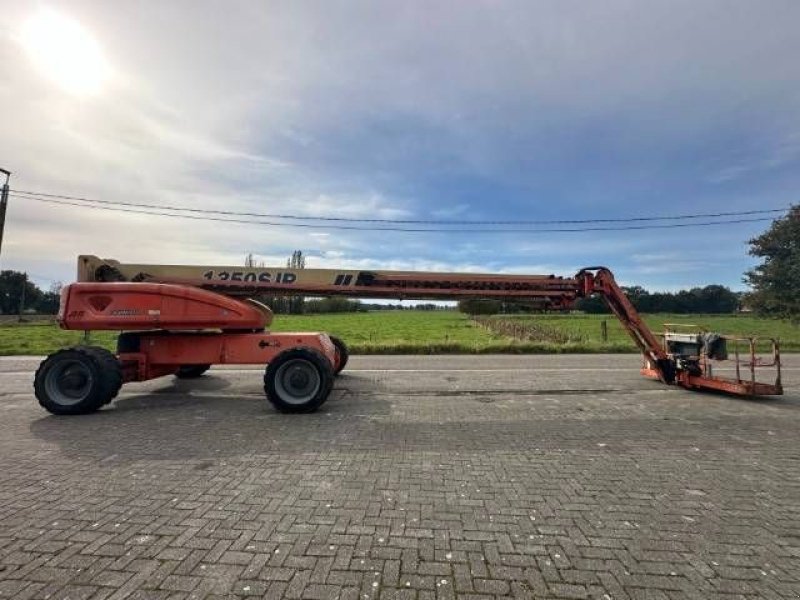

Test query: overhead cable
[10,188,789,226]
[19,194,776,233]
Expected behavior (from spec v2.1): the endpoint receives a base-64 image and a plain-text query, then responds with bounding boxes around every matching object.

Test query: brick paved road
[1,354,799,600]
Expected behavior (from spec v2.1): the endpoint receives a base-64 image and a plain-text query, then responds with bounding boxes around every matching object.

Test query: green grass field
[0,312,507,356]
[483,313,800,352]
[0,310,796,355]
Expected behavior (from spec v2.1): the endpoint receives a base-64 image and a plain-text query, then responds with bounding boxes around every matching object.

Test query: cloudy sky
[1,0,798,292]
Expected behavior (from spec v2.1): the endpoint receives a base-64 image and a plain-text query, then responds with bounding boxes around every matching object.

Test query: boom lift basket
[642,324,782,396]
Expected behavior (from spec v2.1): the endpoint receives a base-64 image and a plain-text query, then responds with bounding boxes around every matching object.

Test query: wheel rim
[274,359,321,405]
[44,360,93,406]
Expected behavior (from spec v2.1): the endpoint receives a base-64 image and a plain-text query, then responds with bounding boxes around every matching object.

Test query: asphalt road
[1,354,799,599]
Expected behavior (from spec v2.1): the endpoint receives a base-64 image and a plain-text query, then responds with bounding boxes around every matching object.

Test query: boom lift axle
[31,256,782,415]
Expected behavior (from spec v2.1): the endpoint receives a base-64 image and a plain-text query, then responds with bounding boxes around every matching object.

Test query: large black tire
[329,335,349,375]
[34,346,123,415]
[175,364,211,379]
[264,348,334,413]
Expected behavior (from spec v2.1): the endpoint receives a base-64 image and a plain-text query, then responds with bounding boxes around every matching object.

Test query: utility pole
[0,168,10,265]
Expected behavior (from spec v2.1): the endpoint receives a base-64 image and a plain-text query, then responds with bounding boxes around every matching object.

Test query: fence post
[601,319,608,343]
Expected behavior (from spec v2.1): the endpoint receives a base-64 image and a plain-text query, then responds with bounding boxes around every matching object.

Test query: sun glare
[20,8,109,96]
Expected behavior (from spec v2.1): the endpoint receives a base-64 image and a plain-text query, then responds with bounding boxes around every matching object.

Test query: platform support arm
[577,268,674,383]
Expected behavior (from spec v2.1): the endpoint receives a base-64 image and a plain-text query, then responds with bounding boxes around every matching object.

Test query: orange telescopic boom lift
[32,255,782,415]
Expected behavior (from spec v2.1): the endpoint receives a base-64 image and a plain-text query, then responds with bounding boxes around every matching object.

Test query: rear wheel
[329,335,349,375]
[175,364,211,379]
[264,348,333,413]
[34,346,122,415]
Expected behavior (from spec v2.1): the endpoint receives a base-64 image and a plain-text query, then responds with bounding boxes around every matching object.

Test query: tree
[285,251,306,314]
[457,298,502,315]
[0,271,42,315]
[245,251,306,314]
[35,282,63,314]
[575,283,739,314]
[574,294,608,314]
[744,205,800,320]
[305,297,363,313]
[695,285,739,314]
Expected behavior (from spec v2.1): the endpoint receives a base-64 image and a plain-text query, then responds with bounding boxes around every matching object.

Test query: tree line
[0,271,62,315]
[573,284,741,314]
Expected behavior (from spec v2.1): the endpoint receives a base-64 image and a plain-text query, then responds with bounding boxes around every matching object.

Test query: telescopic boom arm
[77,255,582,307]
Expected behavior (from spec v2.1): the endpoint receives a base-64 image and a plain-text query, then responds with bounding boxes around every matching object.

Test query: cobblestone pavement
[1,354,799,600]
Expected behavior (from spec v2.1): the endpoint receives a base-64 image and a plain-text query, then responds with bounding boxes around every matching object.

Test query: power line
[10,188,790,225]
[20,194,776,233]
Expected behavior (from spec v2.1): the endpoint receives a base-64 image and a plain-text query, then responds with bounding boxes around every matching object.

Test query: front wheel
[264,348,333,413]
[34,346,123,415]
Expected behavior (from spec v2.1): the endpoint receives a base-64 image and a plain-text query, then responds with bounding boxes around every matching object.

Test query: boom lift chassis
[32,256,782,415]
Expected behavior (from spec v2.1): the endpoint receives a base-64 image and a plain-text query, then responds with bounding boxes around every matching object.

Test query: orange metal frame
[58,282,338,384]
[118,331,337,383]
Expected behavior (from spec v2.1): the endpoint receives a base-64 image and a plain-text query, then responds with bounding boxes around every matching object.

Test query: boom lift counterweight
[31,256,782,415]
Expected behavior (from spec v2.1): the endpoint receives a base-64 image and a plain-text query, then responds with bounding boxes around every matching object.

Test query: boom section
[577,268,672,382]
[78,255,580,307]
